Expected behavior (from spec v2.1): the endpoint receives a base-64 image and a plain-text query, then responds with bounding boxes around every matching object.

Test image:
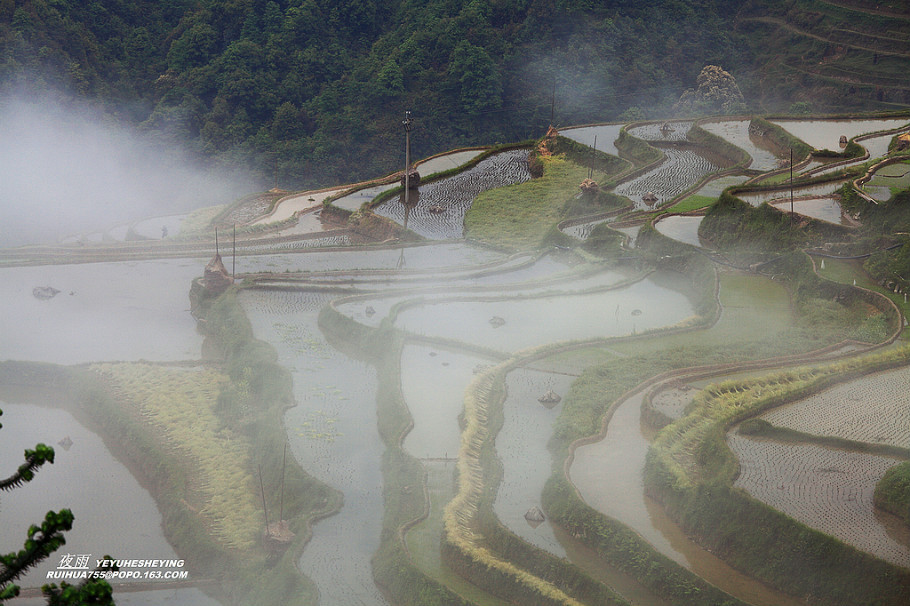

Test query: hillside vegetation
[1,0,908,189]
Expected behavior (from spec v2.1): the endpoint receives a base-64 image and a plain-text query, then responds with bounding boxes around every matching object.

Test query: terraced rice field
[494,367,574,556]
[560,124,624,156]
[736,180,848,206]
[671,174,749,212]
[614,147,719,209]
[653,215,705,248]
[375,150,531,239]
[758,367,910,447]
[700,120,780,171]
[561,217,611,240]
[241,288,388,606]
[627,121,692,142]
[769,197,849,225]
[221,193,279,225]
[728,434,910,567]
[770,119,910,152]
[866,161,910,202]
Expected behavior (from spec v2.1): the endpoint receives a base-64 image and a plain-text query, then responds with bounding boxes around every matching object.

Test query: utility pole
[550,79,556,126]
[403,110,412,207]
[789,148,794,228]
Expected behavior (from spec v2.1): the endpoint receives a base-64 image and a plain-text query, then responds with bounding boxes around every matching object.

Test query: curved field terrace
[758,366,910,447]
[728,434,910,567]
[375,150,531,239]
[614,147,720,209]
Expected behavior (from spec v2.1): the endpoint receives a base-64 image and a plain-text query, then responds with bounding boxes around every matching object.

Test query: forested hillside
[1,0,908,189]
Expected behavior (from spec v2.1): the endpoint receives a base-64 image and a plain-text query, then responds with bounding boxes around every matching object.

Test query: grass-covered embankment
[83,286,341,606]
[465,153,612,251]
[699,192,853,252]
[748,117,814,160]
[644,346,910,606]
[875,462,910,528]
[316,303,484,606]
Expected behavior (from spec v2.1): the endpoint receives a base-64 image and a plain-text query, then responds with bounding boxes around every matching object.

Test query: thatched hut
[203,253,233,295]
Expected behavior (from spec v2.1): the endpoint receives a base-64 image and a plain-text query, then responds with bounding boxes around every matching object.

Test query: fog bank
[0,96,258,247]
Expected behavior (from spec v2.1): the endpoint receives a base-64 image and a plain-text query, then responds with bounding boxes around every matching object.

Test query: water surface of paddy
[0,259,205,364]
[700,120,780,171]
[240,289,389,606]
[494,367,574,556]
[0,402,181,588]
[393,275,695,352]
[560,124,624,156]
[770,119,909,151]
[654,215,705,248]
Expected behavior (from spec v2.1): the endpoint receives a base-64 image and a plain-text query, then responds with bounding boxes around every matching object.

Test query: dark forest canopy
[1,0,908,189]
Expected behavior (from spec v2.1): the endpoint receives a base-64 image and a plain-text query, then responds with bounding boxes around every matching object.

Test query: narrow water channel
[241,289,389,606]
[570,390,804,606]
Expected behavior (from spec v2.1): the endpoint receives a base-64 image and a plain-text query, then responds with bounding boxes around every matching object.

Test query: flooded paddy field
[0,259,205,364]
[375,150,531,239]
[672,174,750,210]
[736,180,848,206]
[627,121,692,142]
[865,160,910,202]
[3,112,910,606]
[559,124,624,156]
[392,275,694,352]
[240,288,388,606]
[494,367,575,556]
[614,147,720,209]
[728,435,909,567]
[400,344,489,459]
[770,119,910,151]
[700,120,780,171]
[0,401,216,602]
[769,196,850,225]
[653,215,705,248]
[233,242,505,274]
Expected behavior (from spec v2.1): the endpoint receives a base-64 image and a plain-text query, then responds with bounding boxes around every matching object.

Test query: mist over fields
[0,95,257,247]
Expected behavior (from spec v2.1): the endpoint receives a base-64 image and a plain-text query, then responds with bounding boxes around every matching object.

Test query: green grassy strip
[875,463,910,527]
[465,154,591,251]
[687,123,752,169]
[749,117,814,159]
[614,128,663,167]
[645,347,910,605]
[316,303,484,606]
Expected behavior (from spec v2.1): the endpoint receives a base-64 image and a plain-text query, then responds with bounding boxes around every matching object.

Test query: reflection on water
[700,120,780,171]
[736,180,848,207]
[401,344,488,459]
[494,368,575,557]
[560,124,624,157]
[770,197,850,225]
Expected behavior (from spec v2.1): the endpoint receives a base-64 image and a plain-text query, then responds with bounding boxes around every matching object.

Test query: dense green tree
[449,40,502,115]
[0,410,115,605]
[1,0,906,189]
